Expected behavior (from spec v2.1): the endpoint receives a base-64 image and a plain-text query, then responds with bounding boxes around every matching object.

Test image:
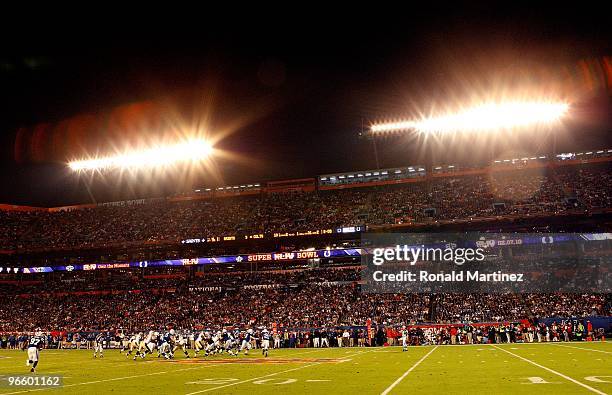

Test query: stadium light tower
[369,100,570,168]
[369,101,569,135]
[68,139,214,172]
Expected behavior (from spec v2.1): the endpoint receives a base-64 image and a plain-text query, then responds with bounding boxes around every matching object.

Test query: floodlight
[371,101,569,134]
[68,139,213,171]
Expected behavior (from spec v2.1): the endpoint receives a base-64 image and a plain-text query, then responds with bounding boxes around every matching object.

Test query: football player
[173,330,190,358]
[401,326,408,351]
[93,332,105,358]
[261,328,271,357]
[26,331,44,373]
[193,330,205,358]
[240,328,253,355]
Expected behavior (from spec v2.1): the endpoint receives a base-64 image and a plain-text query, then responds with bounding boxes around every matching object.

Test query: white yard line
[551,343,612,354]
[184,349,372,395]
[380,346,439,395]
[491,345,607,395]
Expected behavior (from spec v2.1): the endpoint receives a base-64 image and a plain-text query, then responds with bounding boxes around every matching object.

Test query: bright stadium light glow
[370,101,570,134]
[68,139,214,171]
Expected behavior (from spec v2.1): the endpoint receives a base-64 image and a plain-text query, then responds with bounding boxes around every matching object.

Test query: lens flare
[68,139,214,171]
[371,101,570,134]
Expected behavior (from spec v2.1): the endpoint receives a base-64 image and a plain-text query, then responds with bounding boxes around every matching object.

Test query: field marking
[253,378,297,385]
[184,350,372,395]
[491,346,607,395]
[380,346,438,395]
[552,344,612,354]
[522,376,559,384]
[184,363,320,394]
[0,365,211,395]
[586,376,612,383]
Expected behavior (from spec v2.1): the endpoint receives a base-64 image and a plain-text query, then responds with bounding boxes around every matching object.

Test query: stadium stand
[0,155,610,343]
[0,160,610,252]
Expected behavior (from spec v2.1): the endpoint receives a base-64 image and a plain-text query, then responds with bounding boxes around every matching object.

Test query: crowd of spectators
[557,167,612,209]
[0,165,609,251]
[0,267,362,295]
[434,293,607,323]
[0,266,608,333]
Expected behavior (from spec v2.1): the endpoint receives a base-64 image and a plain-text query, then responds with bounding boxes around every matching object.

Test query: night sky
[1,8,610,206]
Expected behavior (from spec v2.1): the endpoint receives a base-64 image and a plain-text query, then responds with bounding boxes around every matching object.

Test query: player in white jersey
[260,328,271,357]
[193,331,205,357]
[119,331,129,353]
[188,332,195,350]
[93,332,105,358]
[173,331,190,358]
[401,326,408,351]
[127,332,144,359]
[423,328,435,345]
[136,331,148,359]
[125,334,136,358]
[215,331,223,354]
[144,331,156,356]
[205,331,221,356]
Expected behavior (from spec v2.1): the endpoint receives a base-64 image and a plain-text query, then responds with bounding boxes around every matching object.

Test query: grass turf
[0,342,610,394]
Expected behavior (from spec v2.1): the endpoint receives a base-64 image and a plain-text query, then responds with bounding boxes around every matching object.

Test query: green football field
[0,342,610,394]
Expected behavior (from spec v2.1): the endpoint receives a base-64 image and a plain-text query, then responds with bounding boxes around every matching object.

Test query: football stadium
[0,9,611,395]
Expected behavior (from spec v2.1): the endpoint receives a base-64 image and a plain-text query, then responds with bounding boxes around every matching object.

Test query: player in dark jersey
[225,329,240,357]
[159,331,173,359]
[26,331,44,372]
